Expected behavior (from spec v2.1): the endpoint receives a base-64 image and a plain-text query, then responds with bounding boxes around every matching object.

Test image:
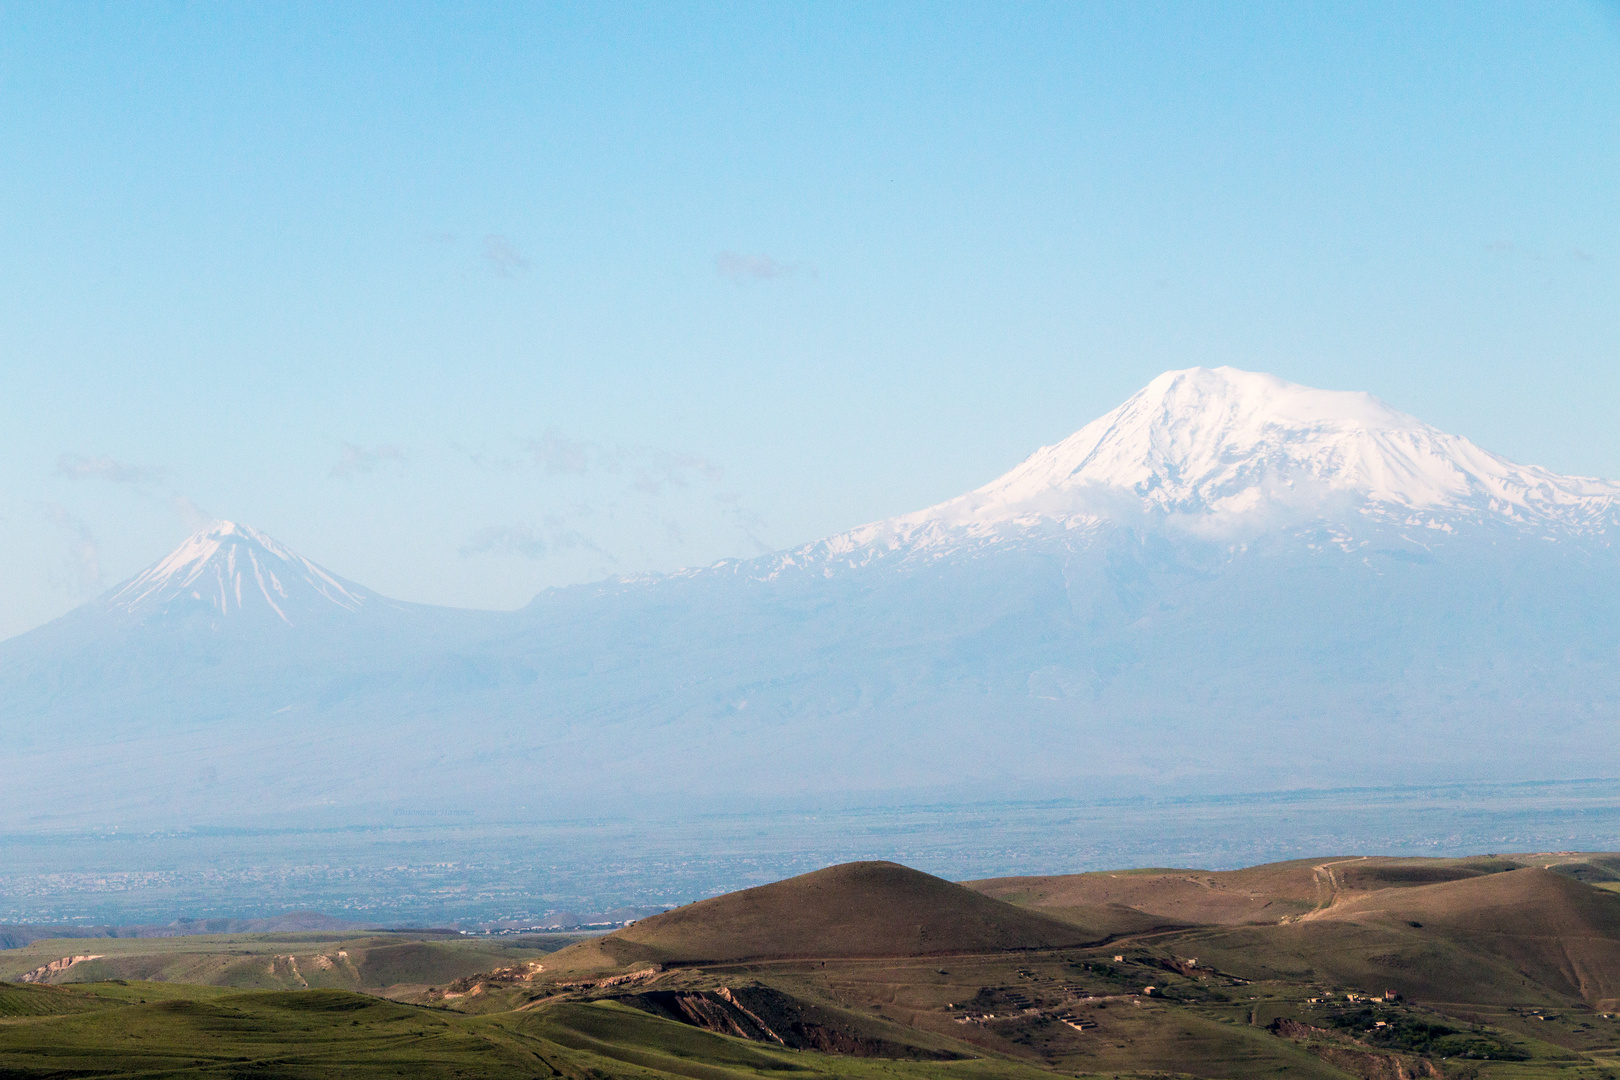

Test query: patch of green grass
[506,999,1066,1079]
[0,982,119,1019]
[1,931,564,994]
[0,987,542,1078]
[1318,1005,1529,1060]
[0,983,1085,1080]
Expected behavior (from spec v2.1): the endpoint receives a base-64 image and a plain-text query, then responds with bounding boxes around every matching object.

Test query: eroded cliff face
[618,984,964,1060]
[17,954,103,984]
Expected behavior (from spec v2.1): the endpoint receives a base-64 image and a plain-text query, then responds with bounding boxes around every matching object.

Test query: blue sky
[2,1,1617,639]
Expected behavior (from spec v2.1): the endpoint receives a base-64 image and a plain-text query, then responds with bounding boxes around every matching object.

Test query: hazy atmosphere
[6,7,1620,1077]
[3,2,1617,639]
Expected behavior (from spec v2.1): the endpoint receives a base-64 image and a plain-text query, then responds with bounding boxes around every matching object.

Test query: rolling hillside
[11,855,1620,1078]
[1308,867,1620,1010]
[0,931,575,995]
[968,855,1538,927]
[543,862,1096,975]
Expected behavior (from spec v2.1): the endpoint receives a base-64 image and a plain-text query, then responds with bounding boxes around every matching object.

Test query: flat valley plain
[10,778,1620,926]
[7,853,1620,1078]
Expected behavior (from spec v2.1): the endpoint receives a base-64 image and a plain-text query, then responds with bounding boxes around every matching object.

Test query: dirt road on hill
[1304,857,1370,917]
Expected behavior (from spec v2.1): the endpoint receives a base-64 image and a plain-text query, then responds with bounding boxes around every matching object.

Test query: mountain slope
[776,367,1620,567]
[0,522,500,751]
[106,521,370,625]
[975,367,1619,526]
[4,368,1620,829]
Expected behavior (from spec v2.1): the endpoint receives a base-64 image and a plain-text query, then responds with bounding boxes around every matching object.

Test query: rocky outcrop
[1315,1047,1441,1080]
[618,984,963,1060]
[17,954,103,983]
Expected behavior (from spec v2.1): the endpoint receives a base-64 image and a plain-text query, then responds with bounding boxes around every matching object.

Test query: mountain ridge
[725,367,1620,583]
[5,367,1620,828]
[39,366,1620,611]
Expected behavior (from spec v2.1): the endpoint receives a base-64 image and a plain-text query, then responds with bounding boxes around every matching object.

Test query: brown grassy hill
[543,862,1096,976]
[1541,855,1620,885]
[967,859,1327,927]
[1168,867,1620,1010]
[968,855,1539,928]
[1311,867,1620,1009]
[1328,855,1525,893]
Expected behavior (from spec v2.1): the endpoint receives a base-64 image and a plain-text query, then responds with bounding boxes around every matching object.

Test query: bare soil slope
[546,862,1095,975]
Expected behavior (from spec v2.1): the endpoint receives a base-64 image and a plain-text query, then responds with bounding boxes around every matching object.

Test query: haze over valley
[3,6,1618,1075]
[6,368,1620,926]
[7,368,1620,824]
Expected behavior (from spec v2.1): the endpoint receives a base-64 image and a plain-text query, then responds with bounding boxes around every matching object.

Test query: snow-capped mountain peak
[797,367,1620,565]
[955,366,1620,525]
[106,521,368,624]
[988,367,1430,508]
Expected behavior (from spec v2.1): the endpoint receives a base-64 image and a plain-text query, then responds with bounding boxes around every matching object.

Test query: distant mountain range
[5,367,1619,829]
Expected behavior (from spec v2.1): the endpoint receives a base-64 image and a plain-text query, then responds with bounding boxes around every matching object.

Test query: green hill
[0,931,574,994]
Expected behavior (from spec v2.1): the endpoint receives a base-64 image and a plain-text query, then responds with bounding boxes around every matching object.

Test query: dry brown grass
[1311,866,1620,1010]
[965,855,1592,928]
[967,859,1327,926]
[541,861,1095,977]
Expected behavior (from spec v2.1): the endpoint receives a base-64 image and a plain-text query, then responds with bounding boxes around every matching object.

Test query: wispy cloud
[483,234,531,277]
[56,452,212,531]
[715,251,802,282]
[170,494,212,531]
[523,432,595,475]
[458,431,771,564]
[56,454,166,485]
[509,431,726,492]
[458,517,606,561]
[1485,240,1544,261]
[627,449,724,496]
[712,488,771,554]
[330,442,405,478]
[41,502,103,596]
[1486,241,1596,264]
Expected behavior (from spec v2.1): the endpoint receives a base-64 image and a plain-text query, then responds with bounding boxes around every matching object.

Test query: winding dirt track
[1304,856,1370,918]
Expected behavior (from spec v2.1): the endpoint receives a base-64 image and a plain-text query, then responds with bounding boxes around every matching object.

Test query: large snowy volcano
[786,367,1620,568]
[976,367,1617,525]
[4,367,1619,829]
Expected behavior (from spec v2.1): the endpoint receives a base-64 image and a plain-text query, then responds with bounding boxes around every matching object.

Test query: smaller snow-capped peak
[107,521,368,625]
